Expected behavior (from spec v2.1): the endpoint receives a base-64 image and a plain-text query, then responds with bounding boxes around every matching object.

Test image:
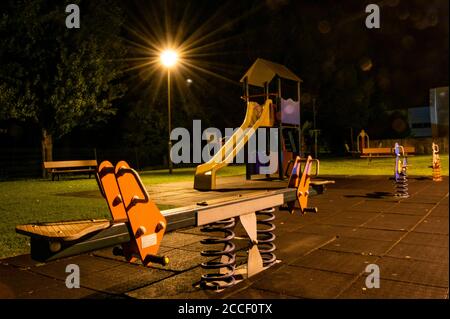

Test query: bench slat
[50,169,95,173]
[44,160,97,169]
[361,147,415,156]
[360,155,392,158]
[362,148,392,154]
[403,147,415,153]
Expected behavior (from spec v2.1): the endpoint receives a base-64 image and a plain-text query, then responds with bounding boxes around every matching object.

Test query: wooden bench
[361,147,415,160]
[43,160,98,181]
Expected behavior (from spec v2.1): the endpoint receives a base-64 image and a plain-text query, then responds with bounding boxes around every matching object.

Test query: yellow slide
[194,99,274,190]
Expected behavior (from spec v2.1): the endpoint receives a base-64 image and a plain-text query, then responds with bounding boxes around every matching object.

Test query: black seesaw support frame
[22,188,304,262]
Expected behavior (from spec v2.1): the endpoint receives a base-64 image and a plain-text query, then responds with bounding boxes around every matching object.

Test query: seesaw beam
[19,188,299,262]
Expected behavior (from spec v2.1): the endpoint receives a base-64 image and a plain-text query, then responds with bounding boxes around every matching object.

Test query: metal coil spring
[395,171,409,198]
[433,160,442,182]
[256,208,277,267]
[200,218,236,290]
[433,168,442,181]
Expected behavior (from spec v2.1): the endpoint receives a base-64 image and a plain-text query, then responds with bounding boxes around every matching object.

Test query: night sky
[125,0,449,110]
[1,0,448,159]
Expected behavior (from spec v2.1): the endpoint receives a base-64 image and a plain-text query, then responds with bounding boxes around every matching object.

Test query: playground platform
[0,175,448,299]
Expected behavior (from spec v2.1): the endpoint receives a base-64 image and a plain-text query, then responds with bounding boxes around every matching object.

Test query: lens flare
[160,50,178,67]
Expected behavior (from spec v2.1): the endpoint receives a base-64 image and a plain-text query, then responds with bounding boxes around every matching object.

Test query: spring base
[432,143,442,182]
[432,161,442,182]
[200,218,236,290]
[395,172,409,198]
[433,169,442,182]
[256,208,277,268]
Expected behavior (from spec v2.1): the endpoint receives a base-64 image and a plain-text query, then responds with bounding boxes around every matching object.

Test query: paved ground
[0,175,448,299]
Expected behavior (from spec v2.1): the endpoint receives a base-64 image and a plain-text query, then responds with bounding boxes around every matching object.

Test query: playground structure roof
[240,58,302,87]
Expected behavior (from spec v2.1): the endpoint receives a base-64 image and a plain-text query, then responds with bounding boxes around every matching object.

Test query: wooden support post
[240,212,264,278]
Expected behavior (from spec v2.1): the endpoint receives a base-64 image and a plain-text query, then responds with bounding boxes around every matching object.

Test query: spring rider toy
[394,143,409,198]
[431,142,442,182]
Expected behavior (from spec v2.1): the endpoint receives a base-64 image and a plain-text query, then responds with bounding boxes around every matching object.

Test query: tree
[0,0,127,176]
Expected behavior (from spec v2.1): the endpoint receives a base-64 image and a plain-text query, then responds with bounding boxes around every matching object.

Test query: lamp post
[160,49,178,174]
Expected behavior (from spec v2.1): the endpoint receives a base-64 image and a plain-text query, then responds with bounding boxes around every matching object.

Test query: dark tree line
[0,0,127,173]
[0,0,448,169]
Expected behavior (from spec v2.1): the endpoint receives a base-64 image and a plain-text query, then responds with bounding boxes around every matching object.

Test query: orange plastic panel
[97,161,137,262]
[97,161,128,222]
[115,161,166,266]
[287,156,313,214]
[297,156,313,213]
[287,156,301,189]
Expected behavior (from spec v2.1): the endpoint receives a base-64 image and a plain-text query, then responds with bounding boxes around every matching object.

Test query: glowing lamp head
[160,50,178,68]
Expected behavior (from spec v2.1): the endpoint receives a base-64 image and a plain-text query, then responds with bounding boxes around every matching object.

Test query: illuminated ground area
[0,155,447,259]
[0,175,448,299]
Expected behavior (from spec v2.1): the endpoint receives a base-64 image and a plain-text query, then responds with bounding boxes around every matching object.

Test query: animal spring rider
[16,161,170,267]
[285,156,320,214]
[199,155,323,290]
[394,143,409,198]
[16,156,332,291]
[432,142,442,182]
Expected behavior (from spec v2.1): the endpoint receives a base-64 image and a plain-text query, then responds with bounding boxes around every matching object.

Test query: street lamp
[160,49,179,174]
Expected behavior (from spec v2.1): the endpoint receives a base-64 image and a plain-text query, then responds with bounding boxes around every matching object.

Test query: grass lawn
[0,155,447,259]
[0,166,245,258]
[319,154,449,176]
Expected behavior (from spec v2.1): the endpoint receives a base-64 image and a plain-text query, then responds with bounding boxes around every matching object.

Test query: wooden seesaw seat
[309,179,335,195]
[16,219,111,241]
[16,157,335,273]
[15,219,114,262]
[15,160,168,265]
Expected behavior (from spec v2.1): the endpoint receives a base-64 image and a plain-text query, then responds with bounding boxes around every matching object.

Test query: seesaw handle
[144,254,170,266]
